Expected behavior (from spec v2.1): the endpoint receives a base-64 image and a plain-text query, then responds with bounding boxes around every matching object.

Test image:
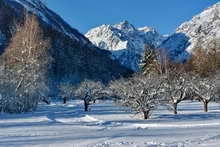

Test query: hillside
[0,0,132,85]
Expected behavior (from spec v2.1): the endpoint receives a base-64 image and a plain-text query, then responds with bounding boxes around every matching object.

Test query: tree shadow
[0,100,133,128]
[156,112,220,122]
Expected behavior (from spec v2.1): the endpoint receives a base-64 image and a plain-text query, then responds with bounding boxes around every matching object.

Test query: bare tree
[74,80,105,111]
[110,74,165,119]
[190,76,219,112]
[161,72,192,114]
[0,13,52,113]
[58,83,74,104]
[188,39,220,77]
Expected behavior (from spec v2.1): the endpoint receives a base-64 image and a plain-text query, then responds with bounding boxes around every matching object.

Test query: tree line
[58,43,220,119]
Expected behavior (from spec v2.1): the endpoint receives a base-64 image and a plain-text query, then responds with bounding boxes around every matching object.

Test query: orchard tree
[58,83,74,104]
[161,71,191,114]
[110,74,165,119]
[190,76,219,112]
[74,80,105,111]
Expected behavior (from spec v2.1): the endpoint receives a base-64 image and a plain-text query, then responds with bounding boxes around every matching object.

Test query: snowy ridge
[86,21,166,71]
[161,2,220,61]
[177,2,220,52]
[5,0,90,45]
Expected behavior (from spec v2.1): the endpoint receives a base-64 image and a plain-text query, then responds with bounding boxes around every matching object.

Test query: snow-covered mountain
[4,0,90,45]
[161,2,220,62]
[0,0,132,84]
[86,21,166,71]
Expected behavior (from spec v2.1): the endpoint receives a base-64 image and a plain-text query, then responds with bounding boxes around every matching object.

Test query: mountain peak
[86,21,164,71]
[160,2,220,62]
[114,20,136,32]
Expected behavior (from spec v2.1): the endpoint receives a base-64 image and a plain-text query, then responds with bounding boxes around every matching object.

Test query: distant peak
[114,20,136,32]
[138,26,156,33]
[120,20,130,25]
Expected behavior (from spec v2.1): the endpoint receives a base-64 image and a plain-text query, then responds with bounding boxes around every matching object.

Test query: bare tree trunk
[173,103,178,115]
[63,97,67,104]
[84,100,89,111]
[203,100,208,112]
[42,99,50,105]
[143,110,150,119]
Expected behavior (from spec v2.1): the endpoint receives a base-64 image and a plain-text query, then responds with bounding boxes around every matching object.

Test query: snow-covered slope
[5,0,89,45]
[86,21,166,71]
[161,2,220,61]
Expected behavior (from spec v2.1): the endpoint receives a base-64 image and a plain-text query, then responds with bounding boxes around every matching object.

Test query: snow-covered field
[0,100,220,147]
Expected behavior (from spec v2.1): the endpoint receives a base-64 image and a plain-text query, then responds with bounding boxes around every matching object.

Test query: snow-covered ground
[0,100,220,147]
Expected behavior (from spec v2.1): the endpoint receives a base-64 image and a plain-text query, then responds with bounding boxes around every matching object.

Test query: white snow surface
[85,21,166,71]
[0,100,220,147]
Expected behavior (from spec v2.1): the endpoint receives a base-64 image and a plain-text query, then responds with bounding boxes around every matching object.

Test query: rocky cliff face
[0,0,132,85]
[86,21,166,71]
[160,2,220,61]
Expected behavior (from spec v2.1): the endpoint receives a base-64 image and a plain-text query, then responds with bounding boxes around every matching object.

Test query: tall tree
[0,13,52,113]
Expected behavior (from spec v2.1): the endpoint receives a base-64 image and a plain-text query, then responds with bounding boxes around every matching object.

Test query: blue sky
[45,0,219,35]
